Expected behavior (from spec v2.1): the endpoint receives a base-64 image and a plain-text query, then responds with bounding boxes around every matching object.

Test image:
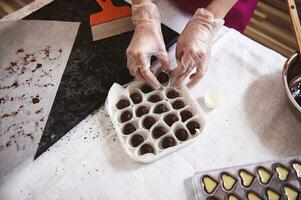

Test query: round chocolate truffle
[167,89,179,99]
[157,71,169,84]
[172,100,185,109]
[141,85,153,93]
[175,128,189,141]
[136,106,149,117]
[142,116,156,129]
[152,126,167,139]
[120,111,133,123]
[130,93,142,104]
[123,123,136,135]
[116,99,130,109]
[140,144,155,155]
[161,136,176,149]
[164,114,178,126]
[186,121,201,135]
[148,94,161,103]
[130,134,144,147]
[154,104,169,114]
[180,110,193,122]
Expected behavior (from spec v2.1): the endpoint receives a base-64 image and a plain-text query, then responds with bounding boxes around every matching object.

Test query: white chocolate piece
[257,167,272,185]
[204,89,222,109]
[266,189,281,200]
[221,173,236,191]
[229,194,240,200]
[239,170,254,187]
[292,162,301,178]
[202,176,218,194]
[284,186,299,200]
[247,192,263,200]
[275,165,289,181]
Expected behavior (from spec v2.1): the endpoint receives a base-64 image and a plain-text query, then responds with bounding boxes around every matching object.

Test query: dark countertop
[25,0,178,158]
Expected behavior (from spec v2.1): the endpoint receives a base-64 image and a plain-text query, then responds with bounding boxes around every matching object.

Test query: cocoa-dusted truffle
[148,94,161,103]
[167,89,179,99]
[136,106,149,117]
[175,128,188,141]
[157,71,169,84]
[161,136,176,149]
[154,104,169,114]
[116,99,130,109]
[130,93,142,104]
[186,121,200,135]
[120,111,133,123]
[140,144,154,155]
[141,85,153,93]
[143,116,156,129]
[164,114,178,126]
[123,123,136,135]
[152,126,167,139]
[130,134,144,147]
[180,110,193,122]
[172,100,185,109]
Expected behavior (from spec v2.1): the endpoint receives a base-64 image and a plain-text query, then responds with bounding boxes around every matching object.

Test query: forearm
[206,0,238,19]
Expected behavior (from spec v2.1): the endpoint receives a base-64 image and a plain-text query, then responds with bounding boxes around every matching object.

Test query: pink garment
[172,0,259,33]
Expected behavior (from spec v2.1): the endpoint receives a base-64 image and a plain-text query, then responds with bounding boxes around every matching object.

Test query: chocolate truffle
[130,93,142,104]
[154,104,169,114]
[186,121,200,135]
[136,106,149,117]
[120,111,133,123]
[161,136,176,149]
[175,128,189,141]
[141,85,153,93]
[130,134,144,147]
[148,94,161,103]
[116,99,130,109]
[167,89,179,99]
[164,114,178,126]
[180,110,193,122]
[157,71,169,84]
[140,144,155,155]
[172,100,185,109]
[142,116,156,129]
[152,126,167,139]
[123,123,136,135]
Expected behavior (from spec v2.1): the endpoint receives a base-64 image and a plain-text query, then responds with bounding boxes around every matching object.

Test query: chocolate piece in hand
[136,106,149,117]
[123,123,136,135]
[180,110,193,122]
[175,128,188,141]
[141,85,153,93]
[142,116,156,129]
[148,94,161,103]
[154,104,168,114]
[157,71,169,84]
[161,136,176,149]
[186,121,200,135]
[116,99,130,109]
[120,111,133,123]
[130,134,144,147]
[164,114,178,126]
[152,126,167,139]
[172,100,185,109]
[167,89,179,99]
[130,93,142,104]
[140,144,154,155]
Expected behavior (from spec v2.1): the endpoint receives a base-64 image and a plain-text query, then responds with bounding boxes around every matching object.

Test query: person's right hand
[127,2,170,89]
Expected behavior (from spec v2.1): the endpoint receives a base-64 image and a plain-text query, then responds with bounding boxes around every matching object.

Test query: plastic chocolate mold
[272,163,291,182]
[202,175,219,195]
[238,169,255,188]
[220,172,237,192]
[264,187,281,200]
[256,166,273,185]
[106,71,206,163]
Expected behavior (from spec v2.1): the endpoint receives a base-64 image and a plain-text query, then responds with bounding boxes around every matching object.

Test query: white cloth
[1,28,301,200]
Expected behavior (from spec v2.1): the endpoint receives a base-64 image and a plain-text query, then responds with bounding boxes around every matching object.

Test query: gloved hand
[171,8,224,88]
[127,2,170,89]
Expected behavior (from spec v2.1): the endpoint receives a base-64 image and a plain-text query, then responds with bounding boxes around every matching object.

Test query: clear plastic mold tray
[192,156,301,200]
[105,72,206,163]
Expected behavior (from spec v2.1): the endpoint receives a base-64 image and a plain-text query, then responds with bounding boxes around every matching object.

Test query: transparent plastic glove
[126,2,170,89]
[171,8,224,88]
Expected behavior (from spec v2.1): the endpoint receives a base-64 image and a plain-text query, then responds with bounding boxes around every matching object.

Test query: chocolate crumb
[16,48,24,54]
[32,96,40,104]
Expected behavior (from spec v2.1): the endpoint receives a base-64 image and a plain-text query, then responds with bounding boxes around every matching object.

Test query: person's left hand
[171,8,224,88]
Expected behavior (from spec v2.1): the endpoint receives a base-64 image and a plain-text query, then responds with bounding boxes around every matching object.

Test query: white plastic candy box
[105,72,206,163]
